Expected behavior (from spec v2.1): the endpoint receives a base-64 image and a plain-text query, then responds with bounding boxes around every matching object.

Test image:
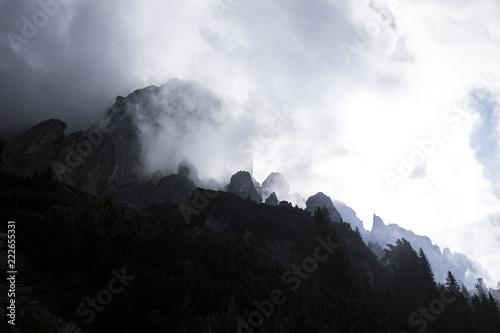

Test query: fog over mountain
[1,79,494,291]
[1,0,500,286]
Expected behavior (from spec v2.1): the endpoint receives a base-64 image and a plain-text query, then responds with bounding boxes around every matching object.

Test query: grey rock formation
[178,157,202,187]
[305,192,343,223]
[252,176,261,194]
[363,214,490,288]
[332,200,366,232]
[0,79,218,208]
[151,169,163,185]
[1,119,67,177]
[111,171,195,211]
[226,171,262,203]
[265,192,279,206]
[372,214,385,230]
[261,172,290,200]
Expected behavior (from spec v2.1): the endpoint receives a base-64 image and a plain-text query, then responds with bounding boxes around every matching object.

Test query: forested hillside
[0,169,499,332]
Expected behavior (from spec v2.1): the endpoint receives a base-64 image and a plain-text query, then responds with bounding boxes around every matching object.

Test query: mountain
[363,214,490,288]
[178,157,202,187]
[0,79,491,288]
[261,172,290,201]
[264,192,279,206]
[1,81,499,332]
[322,198,490,288]
[1,119,67,178]
[224,170,262,203]
[305,192,343,223]
[332,199,366,232]
[0,80,492,288]
[1,79,222,209]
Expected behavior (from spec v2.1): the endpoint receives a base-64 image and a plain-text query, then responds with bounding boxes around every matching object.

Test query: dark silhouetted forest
[0,169,499,332]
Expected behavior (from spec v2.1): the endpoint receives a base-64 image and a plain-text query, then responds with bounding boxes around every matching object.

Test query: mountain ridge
[0,80,493,289]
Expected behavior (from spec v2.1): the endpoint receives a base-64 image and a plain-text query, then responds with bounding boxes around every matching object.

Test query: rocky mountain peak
[261,172,290,200]
[372,214,385,230]
[178,158,198,177]
[22,119,67,137]
[178,158,202,186]
[332,200,366,232]
[305,192,342,223]
[0,79,220,196]
[226,171,262,203]
[1,119,67,177]
[265,192,279,206]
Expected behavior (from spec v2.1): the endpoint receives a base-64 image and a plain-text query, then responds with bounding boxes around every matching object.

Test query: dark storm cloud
[0,0,142,135]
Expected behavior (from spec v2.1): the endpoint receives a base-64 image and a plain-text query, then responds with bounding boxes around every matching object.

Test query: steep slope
[224,171,262,203]
[264,192,279,206]
[365,214,489,287]
[332,199,366,232]
[1,119,67,178]
[261,172,290,201]
[0,170,391,332]
[1,80,493,295]
[305,192,343,223]
[0,79,221,207]
[260,172,305,207]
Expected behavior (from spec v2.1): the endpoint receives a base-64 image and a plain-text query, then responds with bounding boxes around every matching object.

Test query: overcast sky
[1,0,500,286]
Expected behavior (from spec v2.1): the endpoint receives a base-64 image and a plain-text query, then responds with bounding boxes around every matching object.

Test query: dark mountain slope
[0,170,391,332]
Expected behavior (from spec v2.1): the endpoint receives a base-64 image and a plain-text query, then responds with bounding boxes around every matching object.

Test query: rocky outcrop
[0,79,220,206]
[111,170,195,211]
[305,192,342,223]
[372,214,385,230]
[333,200,366,232]
[363,214,490,288]
[1,119,67,178]
[226,171,262,203]
[151,169,163,185]
[261,172,290,200]
[178,158,202,187]
[265,192,279,206]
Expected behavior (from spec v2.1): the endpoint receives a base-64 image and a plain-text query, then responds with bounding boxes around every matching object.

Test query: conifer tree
[475,277,487,297]
[418,248,436,288]
[313,206,330,236]
[461,284,471,303]
[445,271,460,295]
[487,292,500,323]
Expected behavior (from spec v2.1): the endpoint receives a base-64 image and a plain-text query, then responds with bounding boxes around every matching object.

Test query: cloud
[0,0,143,134]
[469,90,500,197]
[1,0,500,285]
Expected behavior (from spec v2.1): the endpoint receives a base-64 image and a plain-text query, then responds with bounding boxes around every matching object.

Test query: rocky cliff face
[0,79,219,209]
[265,192,279,206]
[110,169,195,211]
[364,214,490,288]
[305,192,343,223]
[2,119,67,178]
[261,172,290,200]
[178,158,202,187]
[332,199,366,232]
[260,172,306,208]
[225,171,262,203]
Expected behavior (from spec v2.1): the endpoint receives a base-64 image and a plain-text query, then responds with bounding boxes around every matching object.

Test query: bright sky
[1,0,499,286]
